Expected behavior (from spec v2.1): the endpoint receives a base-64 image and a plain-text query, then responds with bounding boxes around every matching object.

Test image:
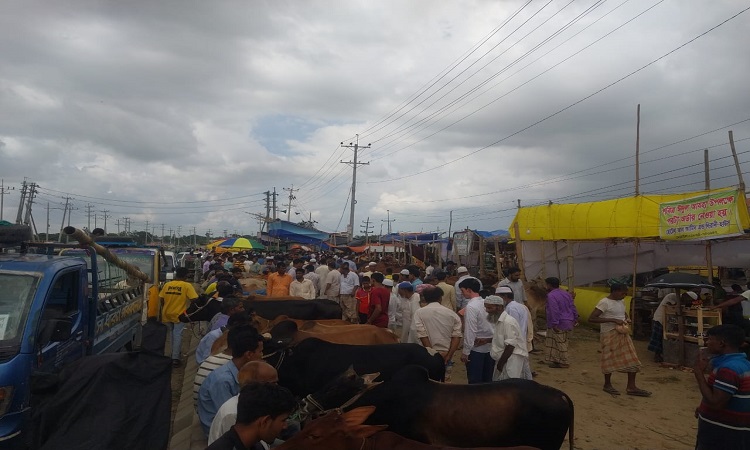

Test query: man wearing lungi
[589,283,652,397]
[544,277,579,369]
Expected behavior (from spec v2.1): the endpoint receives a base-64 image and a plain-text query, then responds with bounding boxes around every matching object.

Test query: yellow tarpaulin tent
[510,188,750,241]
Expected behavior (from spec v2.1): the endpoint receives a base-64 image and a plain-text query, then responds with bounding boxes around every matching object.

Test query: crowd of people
[151,249,750,449]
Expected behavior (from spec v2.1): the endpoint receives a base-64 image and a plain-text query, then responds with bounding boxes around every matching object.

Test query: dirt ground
[448,327,701,450]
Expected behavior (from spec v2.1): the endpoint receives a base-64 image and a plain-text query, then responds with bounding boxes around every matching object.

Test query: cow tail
[564,393,575,450]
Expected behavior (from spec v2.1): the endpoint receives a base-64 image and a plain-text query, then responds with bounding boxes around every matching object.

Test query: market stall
[509,187,750,365]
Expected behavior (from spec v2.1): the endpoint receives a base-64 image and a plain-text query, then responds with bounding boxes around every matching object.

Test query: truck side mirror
[40,318,73,344]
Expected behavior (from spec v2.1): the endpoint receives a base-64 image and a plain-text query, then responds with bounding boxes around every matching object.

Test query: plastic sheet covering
[28,351,172,450]
[521,239,750,285]
[510,189,750,241]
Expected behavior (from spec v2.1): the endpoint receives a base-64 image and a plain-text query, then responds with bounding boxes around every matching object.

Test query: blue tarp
[267,220,330,245]
[379,232,444,243]
[472,229,509,239]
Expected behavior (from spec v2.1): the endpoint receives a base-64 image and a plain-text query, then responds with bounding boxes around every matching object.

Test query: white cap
[495,286,513,295]
[685,291,698,301]
[400,269,410,275]
[369,262,376,266]
[457,266,468,274]
[310,258,317,263]
[383,279,394,287]
[484,295,504,305]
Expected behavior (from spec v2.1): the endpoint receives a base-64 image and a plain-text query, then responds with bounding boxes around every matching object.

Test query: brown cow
[270,320,400,346]
[275,407,539,450]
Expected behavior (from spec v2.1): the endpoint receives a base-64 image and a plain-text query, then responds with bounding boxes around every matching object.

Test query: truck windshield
[60,248,157,287]
[0,273,39,342]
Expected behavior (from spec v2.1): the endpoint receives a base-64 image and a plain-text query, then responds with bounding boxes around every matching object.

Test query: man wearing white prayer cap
[486,295,532,381]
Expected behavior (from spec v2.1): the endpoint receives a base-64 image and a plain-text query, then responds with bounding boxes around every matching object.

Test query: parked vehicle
[0,226,155,447]
[163,251,176,280]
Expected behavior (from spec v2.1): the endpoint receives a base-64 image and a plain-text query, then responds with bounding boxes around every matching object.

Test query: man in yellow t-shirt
[157,267,199,367]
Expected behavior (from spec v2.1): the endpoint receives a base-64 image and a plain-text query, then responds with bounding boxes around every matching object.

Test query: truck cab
[0,249,144,447]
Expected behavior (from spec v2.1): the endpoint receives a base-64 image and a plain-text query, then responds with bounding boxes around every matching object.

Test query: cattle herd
[190,290,575,450]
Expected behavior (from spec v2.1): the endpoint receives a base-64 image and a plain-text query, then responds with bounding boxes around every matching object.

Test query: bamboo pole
[630,239,639,329]
[479,234,486,279]
[635,104,641,196]
[704,149,710,190]
[566,241,575,294]
[540,238,546,278]
[729,131,745,192]
[513,222,526,282]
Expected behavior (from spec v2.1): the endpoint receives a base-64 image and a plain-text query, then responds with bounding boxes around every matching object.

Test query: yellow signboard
[659,189,744,240]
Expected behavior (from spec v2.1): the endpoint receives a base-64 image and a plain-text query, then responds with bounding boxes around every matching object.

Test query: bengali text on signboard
[659,189,744,240]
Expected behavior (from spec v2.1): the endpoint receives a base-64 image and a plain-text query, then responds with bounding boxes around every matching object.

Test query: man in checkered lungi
[589,283,652,397]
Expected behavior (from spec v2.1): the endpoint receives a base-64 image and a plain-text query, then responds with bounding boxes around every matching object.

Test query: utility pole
[264,190,271,230]
[58,197,70,242]
[341,134,371,240]
[272,188,278,221]
[161,224,166,243]
[0,179,15,222]
[86,203,94,231]
[15,180,28,224]
[192,227,197,247]
[145,220,150,244]
[382,209,395,236]
[283,185,298,222]
[360,216,373,246]
[23,183,37,227]
[65,202,77,242]
[101,210,110,234]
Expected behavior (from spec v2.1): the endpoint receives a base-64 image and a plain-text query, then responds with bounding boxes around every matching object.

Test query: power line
[365,5,750,184]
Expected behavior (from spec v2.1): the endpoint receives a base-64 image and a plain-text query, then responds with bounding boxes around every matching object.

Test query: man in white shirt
[413,286,462,382]
[486,295,532,381]
[303,264,320,297]
[648,291,697,362]
[362,261,377,278]
[455,266,483,311]
[287,258,305,278]
[459,277,495,384]
[495,286,532,347]
[289,268,316,299]
[338,263,360,323]
[315,259,331,295]
[208,361,279,445]
[323,260,341,301]
[498,266,527,305]
[397,282,421,344]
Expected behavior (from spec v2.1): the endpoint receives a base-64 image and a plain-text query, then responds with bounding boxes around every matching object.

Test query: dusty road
[450,327,700,450]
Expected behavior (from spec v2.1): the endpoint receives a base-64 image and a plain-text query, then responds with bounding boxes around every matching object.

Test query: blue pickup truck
[0,237,146,447]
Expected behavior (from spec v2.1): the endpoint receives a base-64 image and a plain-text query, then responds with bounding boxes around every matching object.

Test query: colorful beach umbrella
[206,239,229,250]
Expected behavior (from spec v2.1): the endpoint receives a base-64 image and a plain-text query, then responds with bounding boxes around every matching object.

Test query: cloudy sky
[1,0,749,241]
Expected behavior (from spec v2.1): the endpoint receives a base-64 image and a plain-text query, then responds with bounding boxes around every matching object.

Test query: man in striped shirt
[694,324,750,449]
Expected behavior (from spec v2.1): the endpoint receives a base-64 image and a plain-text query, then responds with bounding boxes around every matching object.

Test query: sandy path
[449,327,700,450]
